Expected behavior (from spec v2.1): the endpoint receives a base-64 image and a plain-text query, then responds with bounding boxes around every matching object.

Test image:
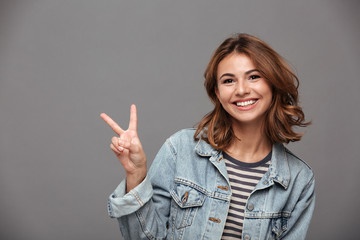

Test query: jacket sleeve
[282,175,315,240]
[107,138,176,239]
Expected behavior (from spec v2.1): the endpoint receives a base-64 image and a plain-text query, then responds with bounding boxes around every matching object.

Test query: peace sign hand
[100,105,147,192]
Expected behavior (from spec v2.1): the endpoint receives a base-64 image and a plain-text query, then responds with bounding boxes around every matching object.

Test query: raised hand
[100,104,147,192]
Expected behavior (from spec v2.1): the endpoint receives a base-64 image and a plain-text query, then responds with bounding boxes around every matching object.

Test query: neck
[225,120,272,163]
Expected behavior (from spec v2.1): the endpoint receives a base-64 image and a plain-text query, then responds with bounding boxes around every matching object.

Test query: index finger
[128,104,137,132]
[100,113,124,136]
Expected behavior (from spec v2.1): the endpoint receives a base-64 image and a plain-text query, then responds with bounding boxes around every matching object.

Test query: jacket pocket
[270,215,288,239]
[247,211,290,240]
[170,182,206,229]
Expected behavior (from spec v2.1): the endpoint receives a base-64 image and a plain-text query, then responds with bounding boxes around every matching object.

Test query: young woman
[101,33,315,240]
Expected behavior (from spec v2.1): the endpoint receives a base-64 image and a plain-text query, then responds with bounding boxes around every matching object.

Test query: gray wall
[0,1,359,239]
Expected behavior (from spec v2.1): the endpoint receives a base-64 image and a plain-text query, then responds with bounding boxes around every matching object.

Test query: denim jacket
[108,129,315,240]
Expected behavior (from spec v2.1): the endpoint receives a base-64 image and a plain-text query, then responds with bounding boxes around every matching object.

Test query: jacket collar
[195,137,220,157]
[195,139,290,189]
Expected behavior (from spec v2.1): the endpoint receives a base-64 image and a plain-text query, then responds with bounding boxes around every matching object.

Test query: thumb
[129,137,143,154]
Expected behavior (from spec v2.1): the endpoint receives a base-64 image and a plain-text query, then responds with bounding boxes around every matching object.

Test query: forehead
[217,53,256,77]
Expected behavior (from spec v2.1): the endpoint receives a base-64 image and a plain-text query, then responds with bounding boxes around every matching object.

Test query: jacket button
[181,192,189,204]
[243,234,251,240]
[247,203,254,211]
[209,217,221,223]
[217,186,229,191]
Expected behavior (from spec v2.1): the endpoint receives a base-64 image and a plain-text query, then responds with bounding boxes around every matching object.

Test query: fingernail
[118,146,124,151]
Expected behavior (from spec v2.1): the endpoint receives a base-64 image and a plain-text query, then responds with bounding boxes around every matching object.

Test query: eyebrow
[219,73,235,80]
[219,69,260,80]
[246,69,260,75]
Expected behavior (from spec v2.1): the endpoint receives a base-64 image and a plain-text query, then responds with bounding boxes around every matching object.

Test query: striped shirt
[221,151,271,240]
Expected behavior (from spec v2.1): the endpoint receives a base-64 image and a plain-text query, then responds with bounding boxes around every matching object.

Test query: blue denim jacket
[108,129,315,240]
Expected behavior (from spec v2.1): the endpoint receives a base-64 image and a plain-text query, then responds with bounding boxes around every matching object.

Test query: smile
[235,100,257,107]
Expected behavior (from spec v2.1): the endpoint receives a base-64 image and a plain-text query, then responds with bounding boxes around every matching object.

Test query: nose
[236,79,250,96]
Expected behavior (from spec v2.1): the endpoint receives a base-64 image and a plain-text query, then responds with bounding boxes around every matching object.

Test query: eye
[249,75,261,80]
[223,79,234,84]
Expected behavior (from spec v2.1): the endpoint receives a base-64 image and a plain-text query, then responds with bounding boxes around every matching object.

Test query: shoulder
[272,143,314,188]
[284,146,312,172]
[150,129,199,167]
[165,128,216,157]
[282,145,315,183]
[167,128,197,145]
[157,128,198,156]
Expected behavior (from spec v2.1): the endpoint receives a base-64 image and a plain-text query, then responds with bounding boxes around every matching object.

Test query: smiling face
[215,52,273,127]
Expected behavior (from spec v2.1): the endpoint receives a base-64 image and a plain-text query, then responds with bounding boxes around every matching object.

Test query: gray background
[0,0,359,239]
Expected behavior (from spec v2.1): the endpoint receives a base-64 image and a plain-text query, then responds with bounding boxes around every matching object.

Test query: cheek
[260,83,272,99]
[264,87,273,108]
[215,90,230,109]
[266,89,273,100]
[215,87,224,102]
[216,86,232,99]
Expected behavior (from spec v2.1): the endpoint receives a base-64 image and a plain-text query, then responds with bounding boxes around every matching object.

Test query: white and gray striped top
[221,151,271,240]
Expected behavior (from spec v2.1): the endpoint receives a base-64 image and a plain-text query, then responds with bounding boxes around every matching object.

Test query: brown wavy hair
[194,33,311,150]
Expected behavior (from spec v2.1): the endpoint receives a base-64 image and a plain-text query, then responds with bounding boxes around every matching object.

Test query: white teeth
[236,100,256,107]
